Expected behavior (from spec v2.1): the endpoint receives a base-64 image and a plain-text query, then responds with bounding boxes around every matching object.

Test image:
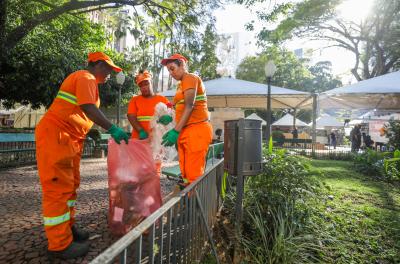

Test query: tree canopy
[235,46,342,93]
[0,0,220,108]
[241,0,400,81]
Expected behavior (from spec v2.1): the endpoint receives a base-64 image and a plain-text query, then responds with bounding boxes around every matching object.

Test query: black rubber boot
[48,241,89,260]
[72,225,89,242]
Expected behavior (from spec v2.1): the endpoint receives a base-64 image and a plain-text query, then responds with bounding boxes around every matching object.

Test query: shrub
[383,149,400,180]
[235,150,326,263]
[353,149,399,181]
[384,120,400,150]
[272,130,285,140]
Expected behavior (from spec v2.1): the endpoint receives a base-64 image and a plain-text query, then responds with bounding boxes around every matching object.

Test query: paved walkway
[0,158,176,264]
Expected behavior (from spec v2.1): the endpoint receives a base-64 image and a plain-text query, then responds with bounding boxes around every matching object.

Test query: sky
[213,0,376,84]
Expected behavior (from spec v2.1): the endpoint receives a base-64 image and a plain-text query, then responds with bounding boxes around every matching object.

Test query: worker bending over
[35,52,129,260]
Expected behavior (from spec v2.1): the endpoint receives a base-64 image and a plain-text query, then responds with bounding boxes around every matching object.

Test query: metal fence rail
[0,138,95,168]
[90,159,224,264]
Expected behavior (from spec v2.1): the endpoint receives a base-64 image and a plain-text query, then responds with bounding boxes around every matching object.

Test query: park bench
[162,141,224,181]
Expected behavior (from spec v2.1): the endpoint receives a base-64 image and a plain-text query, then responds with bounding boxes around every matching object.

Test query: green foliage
[1,12,109,109]
[308,160,400,263]
[353,149,386,176]
[272,130,285,140]
[1,0,220,105]
[235,46,342,92]
[221,153,399,263]
[353,149,400,181]
[196,24,220,81]
[384,120,400,150]
[98,50,137,108]
[244,0,400,80]
[235,150,326,263]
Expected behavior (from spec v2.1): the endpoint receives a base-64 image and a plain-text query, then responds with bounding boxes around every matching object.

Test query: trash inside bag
[150,102,177,163]
[107,138,162,236]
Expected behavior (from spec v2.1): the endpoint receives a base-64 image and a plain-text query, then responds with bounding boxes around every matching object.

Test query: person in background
[35,52,129,260]
[291,126,298,146]
[160,53,213,187]
[351,124,362,152]
[365,134,374,149]
[330,131,337,149]
[127,70,171,175]
[213,128,223,143]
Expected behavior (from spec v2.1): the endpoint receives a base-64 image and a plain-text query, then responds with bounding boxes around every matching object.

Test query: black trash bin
[224,119,263,176]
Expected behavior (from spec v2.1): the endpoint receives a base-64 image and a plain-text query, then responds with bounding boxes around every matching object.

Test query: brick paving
[0,158,177,264]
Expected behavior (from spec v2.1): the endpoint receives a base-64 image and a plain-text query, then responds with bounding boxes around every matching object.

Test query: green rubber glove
[139,129,148,140]
[157,115,173,125]
[107,124,129,144]
[161,129,180,146]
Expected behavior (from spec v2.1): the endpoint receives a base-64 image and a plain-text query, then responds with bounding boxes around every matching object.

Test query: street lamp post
[264,61,277,151]
[116,72,126,126]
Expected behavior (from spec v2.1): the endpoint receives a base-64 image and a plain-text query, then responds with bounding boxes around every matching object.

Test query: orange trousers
[35,119,83,251]
[178,122,213,183]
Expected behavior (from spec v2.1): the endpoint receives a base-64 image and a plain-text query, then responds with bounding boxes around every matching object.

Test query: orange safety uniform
[174,73,213,183]
[127,94,169,175]
[35,70,100,251]
[127,95,169,139]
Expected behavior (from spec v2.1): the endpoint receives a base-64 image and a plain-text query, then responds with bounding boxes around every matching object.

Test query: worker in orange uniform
[160,54,213,185]
[35,52,129,260]
[127,70,171,175]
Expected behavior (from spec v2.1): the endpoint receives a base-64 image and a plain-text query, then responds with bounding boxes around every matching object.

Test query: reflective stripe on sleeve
[137,116,153,121]
[176,94,207,105]
[56,91,78,105]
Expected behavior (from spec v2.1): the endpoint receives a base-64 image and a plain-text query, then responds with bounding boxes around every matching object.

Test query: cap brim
[137,77,152,85]
[161,58,173,66]
[105,60,122,72]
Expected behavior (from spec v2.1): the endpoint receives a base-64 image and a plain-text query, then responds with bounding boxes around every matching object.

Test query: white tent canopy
[308,114,343,129]
[313,71,400,110]
[161,77,312,109]
[245,113,266,126]
[272,113,308,127]
[349,112,400,125]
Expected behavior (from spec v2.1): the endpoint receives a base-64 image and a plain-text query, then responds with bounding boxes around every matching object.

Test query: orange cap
[87,52,122,72]
[135,70,152,85]
[161,53,188,66]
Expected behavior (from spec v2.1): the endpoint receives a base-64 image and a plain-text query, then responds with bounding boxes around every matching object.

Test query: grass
[308,159,400,263]
[202,158,400,264]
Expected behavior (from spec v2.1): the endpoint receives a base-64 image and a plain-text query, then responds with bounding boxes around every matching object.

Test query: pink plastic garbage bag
[107,138,162,236]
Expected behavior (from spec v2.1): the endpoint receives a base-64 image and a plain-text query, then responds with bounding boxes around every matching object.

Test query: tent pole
[293,108,297,129]
[312,93,317,156]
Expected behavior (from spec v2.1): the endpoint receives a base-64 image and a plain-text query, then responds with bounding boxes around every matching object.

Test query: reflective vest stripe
[56,91,78,105]
[137,116,153,121]
[43,212,70,226]
[67,200,76,207]
[176,94,207,105]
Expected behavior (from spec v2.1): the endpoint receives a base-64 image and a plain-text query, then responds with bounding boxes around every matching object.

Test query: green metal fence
[0,133,95,168]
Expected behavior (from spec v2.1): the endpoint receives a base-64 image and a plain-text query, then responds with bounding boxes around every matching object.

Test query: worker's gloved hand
[162,129,180,146]
[108,124,129,144]
[157,115,173,125]
[139,129,148,140]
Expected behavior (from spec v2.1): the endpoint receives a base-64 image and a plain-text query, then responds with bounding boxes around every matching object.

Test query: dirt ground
[0,158,176,264]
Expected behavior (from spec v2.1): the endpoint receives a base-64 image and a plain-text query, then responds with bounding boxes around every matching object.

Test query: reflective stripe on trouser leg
[44,212,70,226]
[35,119,78,251]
